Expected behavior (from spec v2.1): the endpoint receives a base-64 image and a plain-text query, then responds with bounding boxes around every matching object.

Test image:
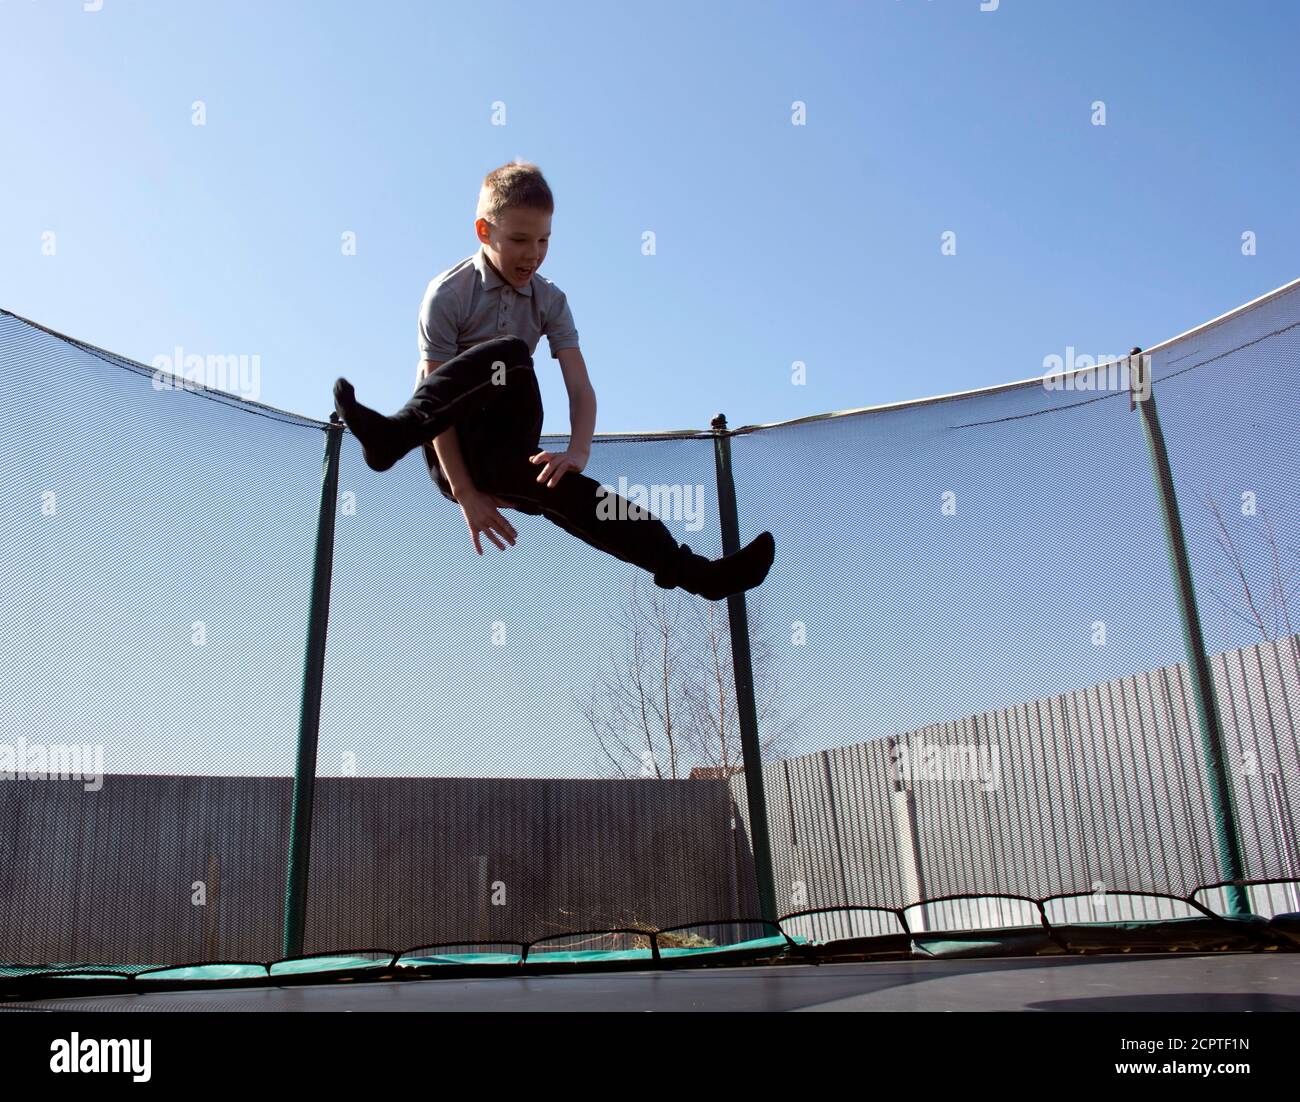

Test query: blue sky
[1,0,1297,778]
[2,0,1297,430]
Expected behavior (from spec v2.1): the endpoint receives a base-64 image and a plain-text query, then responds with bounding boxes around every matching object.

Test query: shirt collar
[474,246,534,298]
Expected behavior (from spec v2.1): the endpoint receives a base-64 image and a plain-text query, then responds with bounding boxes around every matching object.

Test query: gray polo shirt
[417,245,580,364]
[415,246,580,503]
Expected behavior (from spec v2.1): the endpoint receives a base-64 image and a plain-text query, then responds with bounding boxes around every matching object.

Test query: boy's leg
[487,458,775,598]
[333,336,535,474]
[487,457,686,586]
[478,376,775,598]
[465,361,682,582]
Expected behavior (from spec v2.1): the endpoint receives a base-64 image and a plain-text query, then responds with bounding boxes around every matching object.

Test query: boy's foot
[675,531,776,601]
[333,377,415,472]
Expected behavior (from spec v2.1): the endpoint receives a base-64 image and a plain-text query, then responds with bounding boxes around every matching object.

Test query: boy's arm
[418,359,476,499]
[556,346,596,459]
[418,360,515,553]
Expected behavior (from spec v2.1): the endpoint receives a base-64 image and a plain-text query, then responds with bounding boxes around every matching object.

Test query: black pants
[410,336,691,589]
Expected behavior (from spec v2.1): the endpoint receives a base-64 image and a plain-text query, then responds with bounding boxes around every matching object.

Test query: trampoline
[3,954,1298,1013]
[2,278,1300,1016]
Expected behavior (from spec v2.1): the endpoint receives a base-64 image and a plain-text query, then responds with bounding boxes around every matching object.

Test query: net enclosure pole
[710,414,778,925]
[1129,350,1250,916]
[283,411,345,957]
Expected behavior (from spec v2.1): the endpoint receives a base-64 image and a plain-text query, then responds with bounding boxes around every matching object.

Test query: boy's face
[477,208,551,290]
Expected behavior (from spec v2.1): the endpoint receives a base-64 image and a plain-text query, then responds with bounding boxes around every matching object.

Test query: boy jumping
[332,160,775,601]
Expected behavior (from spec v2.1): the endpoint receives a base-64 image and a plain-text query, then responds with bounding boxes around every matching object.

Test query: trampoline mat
[7,954,1300,1012]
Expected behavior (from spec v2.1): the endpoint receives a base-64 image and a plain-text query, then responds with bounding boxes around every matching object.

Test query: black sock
[333,378,412,472]
[677,532,776,600]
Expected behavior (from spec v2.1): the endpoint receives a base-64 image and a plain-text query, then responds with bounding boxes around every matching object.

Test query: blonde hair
[476,160,554,224]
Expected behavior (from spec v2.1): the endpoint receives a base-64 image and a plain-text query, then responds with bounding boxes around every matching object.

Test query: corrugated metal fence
[3,638,1296,966]
[741,633,1300,942]
[0,777,750,966]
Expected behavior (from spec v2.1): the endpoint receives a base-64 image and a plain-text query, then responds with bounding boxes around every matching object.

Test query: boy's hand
[457,487,518,555]
[529,448,588,488]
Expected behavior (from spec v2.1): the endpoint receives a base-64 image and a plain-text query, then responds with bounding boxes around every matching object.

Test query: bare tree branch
[582,573,798,777]
[1200,493,1299,646]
